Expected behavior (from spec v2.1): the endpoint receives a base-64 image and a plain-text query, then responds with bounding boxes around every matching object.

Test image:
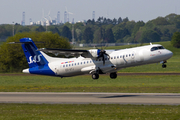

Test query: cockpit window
[151,46,165,51]
[158,46,165,49]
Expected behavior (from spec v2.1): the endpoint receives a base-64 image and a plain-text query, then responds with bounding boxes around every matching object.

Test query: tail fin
[20,38,48,68]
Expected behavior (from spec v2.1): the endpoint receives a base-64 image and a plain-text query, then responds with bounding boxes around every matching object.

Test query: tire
[92,73,99,79]
[162,64,167,68]
[110,72,117,79]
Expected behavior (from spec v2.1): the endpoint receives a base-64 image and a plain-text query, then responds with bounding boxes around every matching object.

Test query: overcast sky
[0,0,180,25]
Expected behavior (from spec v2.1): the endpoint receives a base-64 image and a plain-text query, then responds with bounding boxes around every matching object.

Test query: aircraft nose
[167,50,173,59]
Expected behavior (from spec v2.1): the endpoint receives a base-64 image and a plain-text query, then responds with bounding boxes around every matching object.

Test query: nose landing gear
[162,63,167,68]
[162,61,167,68]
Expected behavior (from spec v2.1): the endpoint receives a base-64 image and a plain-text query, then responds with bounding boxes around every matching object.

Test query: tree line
[1,13,180,44]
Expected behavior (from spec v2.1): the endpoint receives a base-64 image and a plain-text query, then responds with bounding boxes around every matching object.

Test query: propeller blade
[102,55,105,65]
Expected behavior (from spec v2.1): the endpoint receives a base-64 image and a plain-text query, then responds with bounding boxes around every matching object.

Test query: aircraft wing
[38,48,89,57]
[38,48,115,58]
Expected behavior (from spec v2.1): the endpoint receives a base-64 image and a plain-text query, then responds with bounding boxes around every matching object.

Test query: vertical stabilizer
[20,38,55,76]
[20,38,48,68]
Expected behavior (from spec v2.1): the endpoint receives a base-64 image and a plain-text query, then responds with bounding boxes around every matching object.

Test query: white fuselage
[47,44,173,77]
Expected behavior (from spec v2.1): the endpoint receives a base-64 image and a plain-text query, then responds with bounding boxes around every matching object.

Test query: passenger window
[117,56,119,59]
[84,61,86,64]
[66,65,68,67]
[63,65,65,67]
[123,55,125,58]
[129,54,131,57]
[72,64,73,66]
[126,55,128,57]
[81,62,82,65]
[111,57,113,59]
[69,64,71,67]
[120,55,122,58]
[114,56,116,59]
[78,63,79,65]
[75,63,76,66]
[87,61,88,64]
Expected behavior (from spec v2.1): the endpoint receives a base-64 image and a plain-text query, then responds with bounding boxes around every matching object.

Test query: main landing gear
[92,73,99,79]
[110,72,117,79]
[92,72,117,79]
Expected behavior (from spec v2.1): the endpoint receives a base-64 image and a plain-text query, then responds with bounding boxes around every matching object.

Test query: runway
[0,92,180,105]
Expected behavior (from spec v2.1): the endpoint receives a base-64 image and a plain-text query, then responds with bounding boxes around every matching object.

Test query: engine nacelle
[88,49,101,58]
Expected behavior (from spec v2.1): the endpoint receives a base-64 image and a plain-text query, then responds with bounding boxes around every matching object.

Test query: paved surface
[0,92,180,105]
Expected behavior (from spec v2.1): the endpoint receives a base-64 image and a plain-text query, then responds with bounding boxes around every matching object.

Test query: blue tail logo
[28,54,42,64]
[20,38,48,68]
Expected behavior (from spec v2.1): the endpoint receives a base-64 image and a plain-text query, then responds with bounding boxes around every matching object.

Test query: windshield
[151,46,165,51]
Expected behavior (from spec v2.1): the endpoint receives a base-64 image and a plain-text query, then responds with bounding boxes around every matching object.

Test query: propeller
[96,47,110,65]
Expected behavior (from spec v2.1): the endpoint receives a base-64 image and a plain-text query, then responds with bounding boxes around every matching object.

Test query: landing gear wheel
[162,64,167,68]
[92,73,99,79]
[110,72,117,79]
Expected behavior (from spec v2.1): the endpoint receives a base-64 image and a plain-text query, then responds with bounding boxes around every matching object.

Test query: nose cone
[166,50,173,59]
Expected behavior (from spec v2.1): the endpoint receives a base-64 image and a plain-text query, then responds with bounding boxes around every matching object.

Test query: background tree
[123,17,129,23]
[0,32,71,72]
[0,26,9,38]
[112,18,117,25]
[48,26,61,35]
[138,30,161,43]
[117,17,123,24]
[104,28,114,43]
[35,25,45,32]
[114,28,130,42]
[75,28,82,42]
[131,21,145,36]
[93,27,105,43]
[171,32,180,48]
[16,26,30,33]
[165,13,177,24]
[152,17,169,25]
[83,27,93,43]
[61,26,72,41]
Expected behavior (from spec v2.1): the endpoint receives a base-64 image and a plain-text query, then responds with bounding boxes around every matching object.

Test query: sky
[1,0,180,25]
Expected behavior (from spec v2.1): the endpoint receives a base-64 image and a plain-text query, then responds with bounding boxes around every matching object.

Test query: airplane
[16,38,173,79]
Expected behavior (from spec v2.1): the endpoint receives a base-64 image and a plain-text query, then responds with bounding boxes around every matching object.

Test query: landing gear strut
[162,61,167,68]
[92,73,99,79]
[162,63,167,68]
[110,72,117,79]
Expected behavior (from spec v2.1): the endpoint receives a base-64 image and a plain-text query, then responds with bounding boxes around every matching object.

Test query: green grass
[1,74,180,93]
[0,41,4,45]
[0,104,179,120]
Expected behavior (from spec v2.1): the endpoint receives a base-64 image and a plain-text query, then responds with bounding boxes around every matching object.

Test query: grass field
[0,74,180,93]
[0,104,179,120]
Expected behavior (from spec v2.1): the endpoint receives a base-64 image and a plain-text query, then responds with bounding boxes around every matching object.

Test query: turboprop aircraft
[16,38,173,79]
